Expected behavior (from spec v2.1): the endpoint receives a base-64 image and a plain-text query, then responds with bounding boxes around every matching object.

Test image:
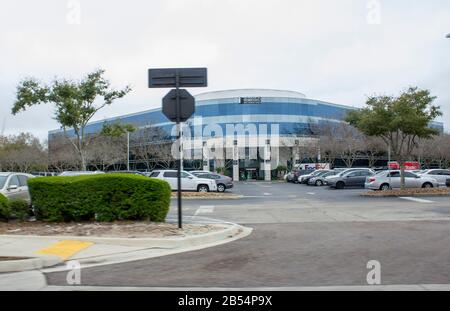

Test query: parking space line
[307,192,316,195]
[263,193,272,196]
[399,197,435,204]
[194,206,215,216]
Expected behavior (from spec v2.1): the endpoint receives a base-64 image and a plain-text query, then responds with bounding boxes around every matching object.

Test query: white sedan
[365,170,439,191]
[149,170,217,192]
[418,169,450,187]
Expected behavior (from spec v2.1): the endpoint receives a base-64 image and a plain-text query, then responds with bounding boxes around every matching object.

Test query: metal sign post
[148,68,207,229]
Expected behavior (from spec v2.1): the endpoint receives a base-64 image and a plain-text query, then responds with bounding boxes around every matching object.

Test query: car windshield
[338,170,351,177]
[315,171,329,177]
[0,176,7,189]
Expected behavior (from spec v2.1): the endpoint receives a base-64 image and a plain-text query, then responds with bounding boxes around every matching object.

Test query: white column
[293,140,300,166]
[233,141,239,181]
[202,141,210,171]
[264,140,271,181]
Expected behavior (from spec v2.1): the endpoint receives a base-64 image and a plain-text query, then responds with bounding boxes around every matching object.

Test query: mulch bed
[0,221,224,238]
[362,188,450,197]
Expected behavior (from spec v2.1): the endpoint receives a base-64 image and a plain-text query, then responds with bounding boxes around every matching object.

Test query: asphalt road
[45,182,450,288]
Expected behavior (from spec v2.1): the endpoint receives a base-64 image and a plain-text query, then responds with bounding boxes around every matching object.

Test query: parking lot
[46,181,450,288]
[169,181,450,225]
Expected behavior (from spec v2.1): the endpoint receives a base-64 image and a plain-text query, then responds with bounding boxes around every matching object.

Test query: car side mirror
[8,185,18,190]
[188,176,193,179]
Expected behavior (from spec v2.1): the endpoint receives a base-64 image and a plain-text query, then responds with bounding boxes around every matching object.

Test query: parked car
[325,168,370,186]
[417,169,450,187]
[0,172,35,202]
[59,171,105,176]
[190,171,233,193]
[326,168,375,189]
[287,170,312,183]
[30,172,58,177]
[308,170,337,186]
[149,170,217,192]
[106,171,147,176]
[365,170,439,191]
[298,170,330,184]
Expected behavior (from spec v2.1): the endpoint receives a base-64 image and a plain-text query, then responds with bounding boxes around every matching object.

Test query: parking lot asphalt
[45,181,450,288]
[168,181,450,225]
[45,220,450,287]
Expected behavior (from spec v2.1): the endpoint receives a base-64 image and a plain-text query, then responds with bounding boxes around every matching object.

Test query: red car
[388,161,421,171]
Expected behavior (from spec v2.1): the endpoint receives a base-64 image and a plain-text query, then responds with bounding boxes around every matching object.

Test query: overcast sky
[1,0,449,140]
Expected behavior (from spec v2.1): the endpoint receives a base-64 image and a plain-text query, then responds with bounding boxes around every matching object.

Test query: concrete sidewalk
[0,223,251,275]
[1,271,449,291]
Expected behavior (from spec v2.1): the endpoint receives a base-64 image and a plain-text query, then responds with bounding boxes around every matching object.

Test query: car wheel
[315,180,323,186]
[380,183,390,191]
[217,184,226,193]
[422,183,433,189]
[335,181,345,189]
[197,185,209,193]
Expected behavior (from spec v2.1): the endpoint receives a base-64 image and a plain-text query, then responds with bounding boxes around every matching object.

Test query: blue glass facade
[49,90,444,141]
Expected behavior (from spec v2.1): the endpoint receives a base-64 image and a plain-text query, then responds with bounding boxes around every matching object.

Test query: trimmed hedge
[28,174,171,222]
[0,194,11,221]
[9,199,30,221]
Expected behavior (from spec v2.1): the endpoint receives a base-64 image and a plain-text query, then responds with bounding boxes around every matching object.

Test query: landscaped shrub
[0,194,11,221]
[9,199,30,221]
[28,174,171,222]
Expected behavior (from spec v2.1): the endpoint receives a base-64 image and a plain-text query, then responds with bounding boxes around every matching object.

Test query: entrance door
[246,169,257,180]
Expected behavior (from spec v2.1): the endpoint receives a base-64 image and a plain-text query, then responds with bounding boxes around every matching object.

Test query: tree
[0,133,47,172]
[333,123,364,168]
[346,87,442,188]
[362,136,385,168]
[132,125,171,171]
[100,122,136,137]
[86,134,126,171]
[12,69,132,170]
[48,134,79,172]
[416,134,450,169]
[316,122,342,168]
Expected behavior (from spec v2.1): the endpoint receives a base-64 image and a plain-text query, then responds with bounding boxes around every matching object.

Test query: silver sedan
[0,172,35,202]
[365,170,439,191]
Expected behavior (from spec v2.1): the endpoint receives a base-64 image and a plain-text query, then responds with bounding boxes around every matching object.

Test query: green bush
[28,174,171,222]
[9,199,30,221]
[0,194,11,221]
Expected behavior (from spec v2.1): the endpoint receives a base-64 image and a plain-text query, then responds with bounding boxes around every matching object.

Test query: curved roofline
[194,89,307,101]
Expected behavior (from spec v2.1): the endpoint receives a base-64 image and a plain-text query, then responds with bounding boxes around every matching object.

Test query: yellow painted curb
[35,240,94,260]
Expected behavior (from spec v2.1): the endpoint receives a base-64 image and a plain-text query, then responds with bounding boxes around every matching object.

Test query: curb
[0,271,48,291]
[0,255,61,273]
[41,224,252,272]
[0,223,242,249]
[361,193,450,198]
[43,284,450,292]
[171,195,244,200]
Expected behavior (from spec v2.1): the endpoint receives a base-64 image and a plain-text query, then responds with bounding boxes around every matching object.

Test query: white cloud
[0,0,449,140]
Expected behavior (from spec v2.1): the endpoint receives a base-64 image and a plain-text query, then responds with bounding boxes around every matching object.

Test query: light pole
[126,131,130,171]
